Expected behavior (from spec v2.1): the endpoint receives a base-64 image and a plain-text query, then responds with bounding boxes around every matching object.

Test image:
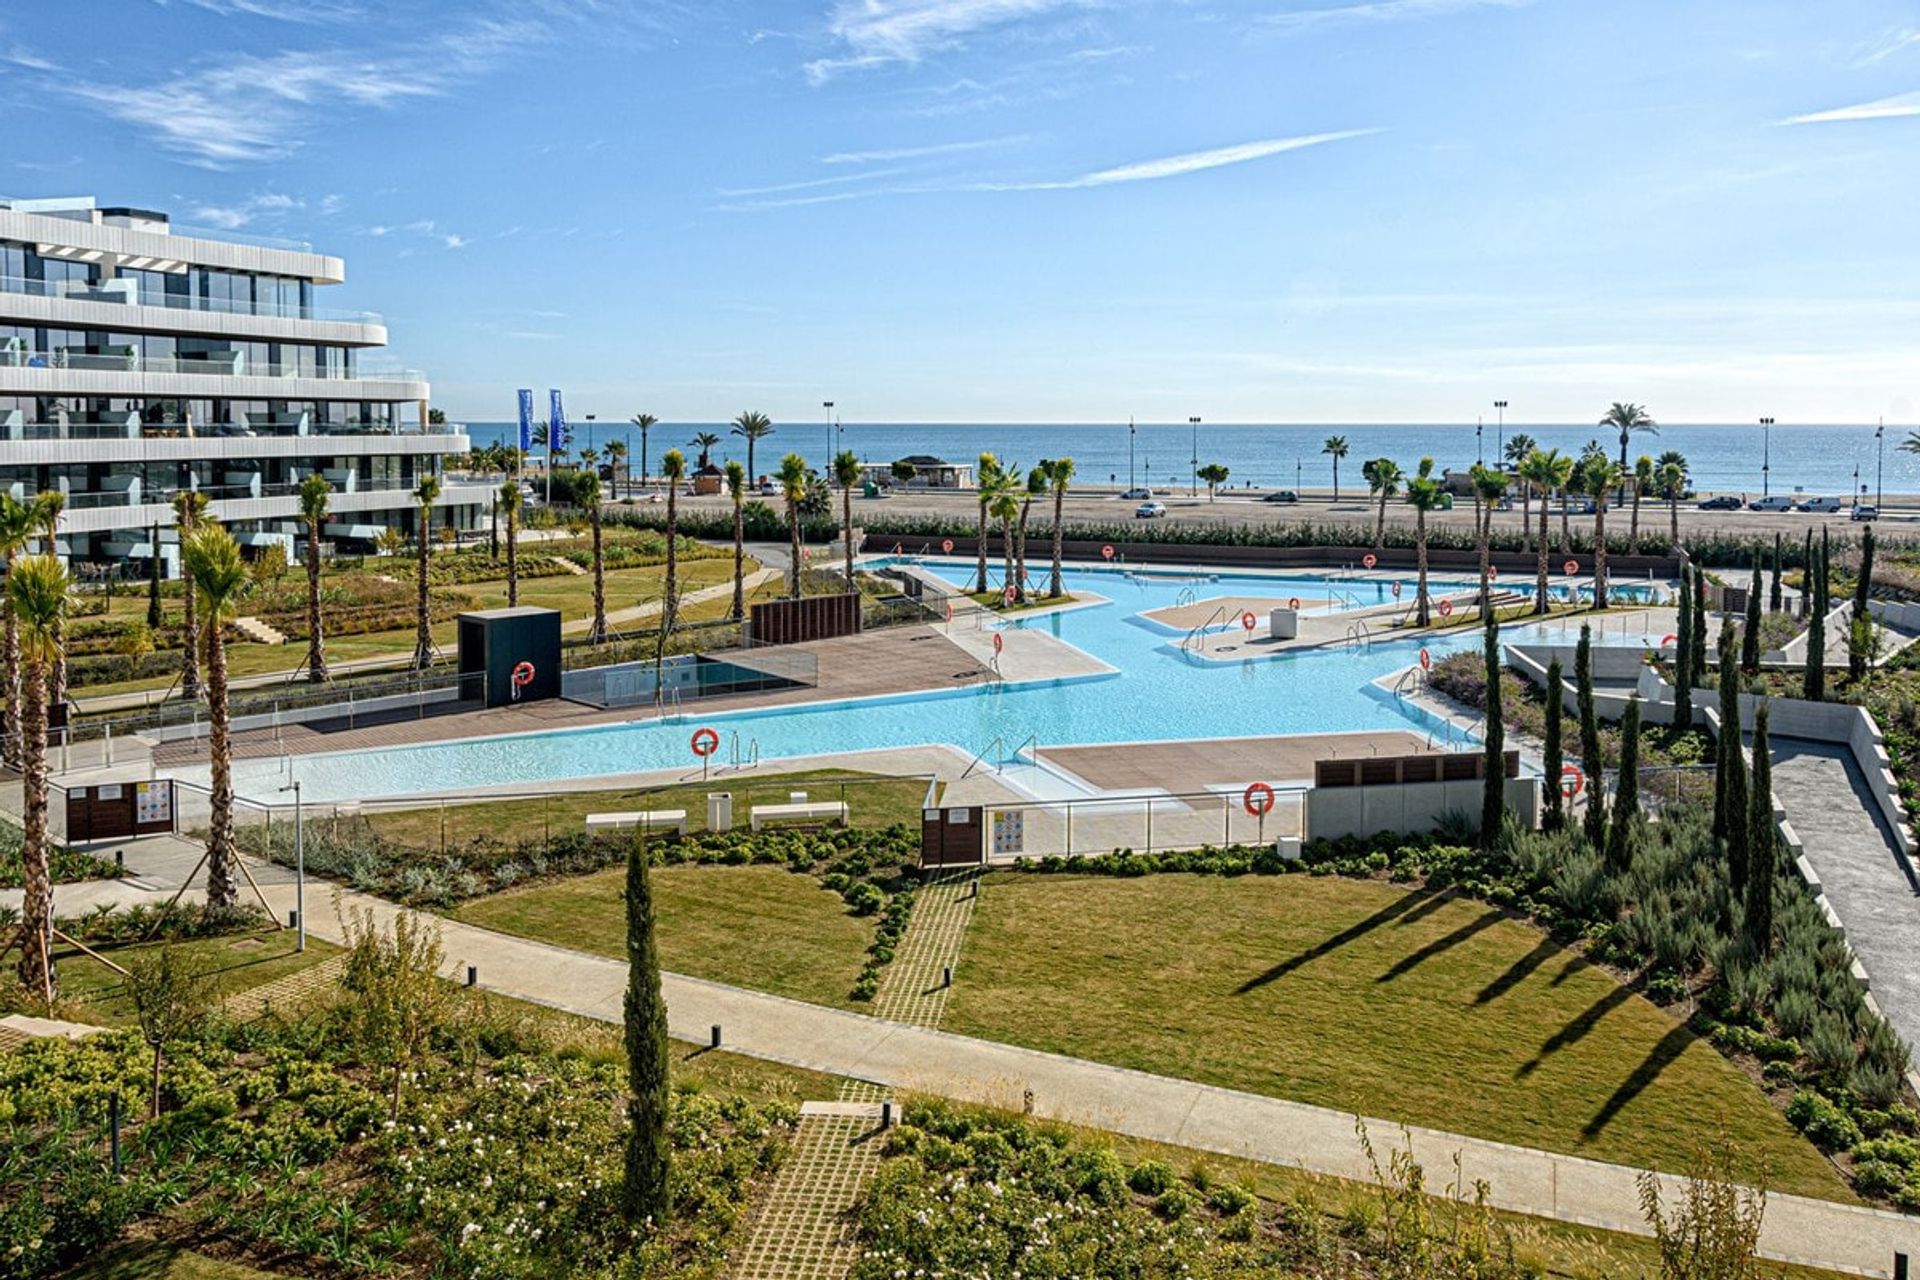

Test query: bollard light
[710,1024,723,1049]
[288,909,299,930]
[1895,1252,1909,1280]
[881,1100,893,1129]
[466,964,477,988]
[943,965,953,988]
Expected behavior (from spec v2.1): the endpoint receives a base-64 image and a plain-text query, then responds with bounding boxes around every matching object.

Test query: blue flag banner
[548,388,566,453]
[516,388,533,454]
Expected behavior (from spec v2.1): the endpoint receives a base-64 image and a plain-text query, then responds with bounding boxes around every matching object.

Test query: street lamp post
[1128,418,1136,490]
[585,412,595,456]
[1188,417,1200,496]
[1494,400,1507,462]
[1476,416,1484,465]
[1760,417,1774,497]
[278,780,304,952]
[822,401,834,470]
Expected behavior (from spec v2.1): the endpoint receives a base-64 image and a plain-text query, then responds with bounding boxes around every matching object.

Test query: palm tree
[777,453,810,599]
[1601,401,1657,475]
[1362,458,1403,550]
[1046,456,1075,598]
[172,490,209,699]
[973,452,1001,594]
[411,474,441,670]
[832,450,861,590]
[1405,458,1444,626]
[1470,463,1509,619]
[0,495,31,769]
[10,553,65,1004]
[689,432,721,470]
[604,438,629,500]
[661,449,687,631]
[498,479,523,607]
[724,460,747,621]
[183,522,249,912]
[1503,433,1537,551]
[1584,459,1626,608]
[298,474,332,682]
[1630,455,1654,553]
[1659,456,1687,550]
[630,413,657,489]
[1017,465,1047,603]
[581,468,608,644]
[1520,448,1573,614]
[29,491,65,717]
[731,411,773,480]
[987,469,1022,601]
[1322,435,1350,501]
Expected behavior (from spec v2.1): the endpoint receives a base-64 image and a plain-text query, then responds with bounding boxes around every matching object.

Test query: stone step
[232,615,286,645]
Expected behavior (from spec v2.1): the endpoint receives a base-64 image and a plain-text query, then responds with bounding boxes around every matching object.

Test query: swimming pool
[212,563,1656,804]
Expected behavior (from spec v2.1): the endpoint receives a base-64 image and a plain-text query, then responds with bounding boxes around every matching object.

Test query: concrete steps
[231,616,286,645]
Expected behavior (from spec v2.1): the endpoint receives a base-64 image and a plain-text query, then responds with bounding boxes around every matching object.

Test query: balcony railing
[0,273,379,324]
[3,418,459,442]
[0,346,423,383]
[37,475,489,512]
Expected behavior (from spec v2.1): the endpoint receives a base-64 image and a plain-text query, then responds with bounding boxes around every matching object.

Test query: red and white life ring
[1438,599,1453,617]
[1288,596,1301,610]
[510,661,536,688]
[992,632,1005,655]
[1362,553,1378,569]
[1560,764,1585,797]
[690,726,720,758]
[1101,544,1115,560]
[1243,781,1276,817]
[942,538,954,553]
[1564,559,1579,575]
[1418,647,1431,670]
[1391,581,1402,599]
[1241,610,1257,632]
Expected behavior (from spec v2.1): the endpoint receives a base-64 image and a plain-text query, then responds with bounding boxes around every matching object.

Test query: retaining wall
[1304,776,1538,842]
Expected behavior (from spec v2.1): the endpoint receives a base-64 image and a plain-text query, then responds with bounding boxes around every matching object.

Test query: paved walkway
[1771,740,1920,1056]
[727,1102,885,1280]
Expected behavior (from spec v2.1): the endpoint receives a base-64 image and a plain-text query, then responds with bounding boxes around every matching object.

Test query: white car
[1135,501,1168,519]
[1120,486,1154,500]
[1852,504,1879,522]
[1795,496,1842,513]
[1749,495,1795,512]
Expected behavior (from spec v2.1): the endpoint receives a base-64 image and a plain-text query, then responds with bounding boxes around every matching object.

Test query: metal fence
[973,787,1309,861]
[562,649,819,710]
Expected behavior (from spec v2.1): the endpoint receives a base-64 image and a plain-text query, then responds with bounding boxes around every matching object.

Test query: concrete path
[1771,739,1920,1056]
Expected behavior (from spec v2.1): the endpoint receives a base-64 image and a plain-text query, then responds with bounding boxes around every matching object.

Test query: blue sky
[4,0,1920,424]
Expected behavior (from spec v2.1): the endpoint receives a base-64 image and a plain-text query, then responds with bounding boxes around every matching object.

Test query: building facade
[0,195,487,574]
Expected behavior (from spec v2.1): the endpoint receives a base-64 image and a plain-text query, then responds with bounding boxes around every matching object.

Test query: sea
[460,422,1917,499]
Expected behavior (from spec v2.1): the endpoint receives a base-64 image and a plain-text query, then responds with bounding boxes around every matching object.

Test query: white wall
[1306,776,1538,842]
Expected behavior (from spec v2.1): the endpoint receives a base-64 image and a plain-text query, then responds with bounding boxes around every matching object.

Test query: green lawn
[65,1243,288,1280]
[455,862,875,1008]
[366,769,930,850]
[943,872,1850,1201]
[41,930,340,1026]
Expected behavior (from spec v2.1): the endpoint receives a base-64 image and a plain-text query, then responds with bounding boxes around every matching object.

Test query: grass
[65,1243,288,1280]
[963,589,1079,614]
[364,769,932,850]
[454,862,876,1008]
[42,929,342,1026]
[942,872,1850,1201]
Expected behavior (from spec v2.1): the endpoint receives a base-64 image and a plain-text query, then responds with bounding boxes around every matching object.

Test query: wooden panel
[920,805,984,868]
[1313,750,1521,789]
[750,592,862,646]
[61,780,174,842]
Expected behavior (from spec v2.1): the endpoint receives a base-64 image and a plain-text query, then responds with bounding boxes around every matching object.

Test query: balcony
[0,345,420,383]
[0,272,378,324]
[0,407,460,444]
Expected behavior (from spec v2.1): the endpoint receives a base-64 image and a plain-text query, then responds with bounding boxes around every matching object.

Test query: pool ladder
[960,730,1038,778]
[1182,604,1227,653]
[1344,619,1374,649]
[727,730,760,769]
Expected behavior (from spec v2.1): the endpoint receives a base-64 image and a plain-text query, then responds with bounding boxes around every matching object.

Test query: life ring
[1564,559,1579,575]
[1288,596,1301,610]
[690,727,720,758]
[1560,764,1584,797]
[945,600,954,622]
[1362,553,1378,569]
[1241,610,1257,632]
[1438,599,1453,617]
[510,661,536,688]
[1003,585,1016,605]
[1418,647,1431,670]
[1660,632,1677,647]
[992,632,1004,655]
[1391,581,1402,599]
[1489,566,1499,580]
[942,538,954,553]
[1243,781,1276,817]
[1101,544,1115,560]
[893,542,903,555]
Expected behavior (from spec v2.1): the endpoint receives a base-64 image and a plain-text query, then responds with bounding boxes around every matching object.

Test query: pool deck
[1036,729,1435,792]
[1138,595,1331,631]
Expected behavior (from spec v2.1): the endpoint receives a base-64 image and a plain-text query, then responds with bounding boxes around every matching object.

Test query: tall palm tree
[1405,458,1444,626]
[297,474,332,682]
[1601,401,1657,475]
[1322,436,1350,501]
[973,452,1001,594]
[1659,457,1687,550]
[1584,458,1626,608]
[1017,465,1047,603]
[1470,463,1509,619]
[30,491,65,717]
[833,450,861,589]
[988,470,1022,601]
[581,468,608,644]
[731,411,773,480]
[604,438,629,500]
[630,413,657,489]
[411,474,441,670]
[498,478,523,607]
[661,449,687,632]
[10,553,65,1005]
[724,460,747,621]
[1503,433,1537,551]
[0,495,31,769]
[172,490,209,699]
[777,453,809,599]
[183,522,249,912]
[1046,456,1074,599]
[1362,458,1402,550]
[689,432,721,470]
[1630,455,1654,553]
[1520,448,1573,614]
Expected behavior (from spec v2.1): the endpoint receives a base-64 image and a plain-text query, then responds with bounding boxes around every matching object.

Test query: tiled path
[728,1103,886,1280]
[867,872,977,1027]
[223,953,347,1020]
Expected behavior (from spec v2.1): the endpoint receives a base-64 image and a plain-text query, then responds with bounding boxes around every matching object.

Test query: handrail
[960,734,1005,779]
[1182,604,1228,652]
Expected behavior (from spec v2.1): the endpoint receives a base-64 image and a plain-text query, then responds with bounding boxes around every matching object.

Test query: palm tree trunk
[730,501,745,622]
[412,512,432,670]
[1629,486,1641,553]
[664,488,679,636]
[787,502,802,599]
[305,516,327,682]
[1477,500,1492,620]
[1594,502,1609,609]
[506,507,519,607]
[745,439,755,483]
[1016,503,1032,602]
[589,506,607,643]
[2,564,17,769]
[1559,490,1570,554]
[1049,488,1065,598]
[1415,509,1430,626]
[1535,503,1550,615]
[975,501,989,594]
[1520,482,1531,554]
[1374,493,1388,549]
[1669,495,1679,549]
[1001,516,1015,599]
[16,653,52,1004]
[205,623,238,912]
[842,485,854,588]
[181,567,199,698]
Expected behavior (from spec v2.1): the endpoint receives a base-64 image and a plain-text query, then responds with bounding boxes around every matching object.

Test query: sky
[3,0,1920,425]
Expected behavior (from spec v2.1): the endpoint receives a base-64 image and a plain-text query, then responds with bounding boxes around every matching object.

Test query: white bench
[585,809,687,836]
[749,801,849,832]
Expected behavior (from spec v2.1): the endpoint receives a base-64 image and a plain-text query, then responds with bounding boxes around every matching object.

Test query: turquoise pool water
[219,564,1649,803]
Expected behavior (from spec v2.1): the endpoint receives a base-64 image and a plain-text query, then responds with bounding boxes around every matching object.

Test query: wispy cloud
[821,135,1025,164]
[188,191,301,229]
[179,0,363,21]
[805,0,1096,82]
[3,45,59,71]
[717,167,915,198]
[1258,0,1531,34]
[1854,27,1920,67]
[1780,91,1920,125]
[981,129,1380,190]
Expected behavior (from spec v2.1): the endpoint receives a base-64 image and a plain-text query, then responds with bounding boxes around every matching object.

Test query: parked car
[1749,495,1795,512]
[1135,501,1168,519]
[1263,489,1299,504]
[1852,504,1879,522]
[1795,495,1843,513]
[1697,495,1743,510]
[1120,486,1154,500]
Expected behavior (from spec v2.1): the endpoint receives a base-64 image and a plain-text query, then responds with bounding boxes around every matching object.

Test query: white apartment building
[0,195,487,574]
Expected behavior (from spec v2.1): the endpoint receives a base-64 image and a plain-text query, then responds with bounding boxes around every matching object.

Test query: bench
[749,801,849,832]
[585,809,687,836]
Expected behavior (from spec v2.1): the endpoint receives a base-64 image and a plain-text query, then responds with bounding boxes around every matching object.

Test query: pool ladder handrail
[1392,664,1427,702]
[1182,603,1228,652]
[1344,619,1374,649]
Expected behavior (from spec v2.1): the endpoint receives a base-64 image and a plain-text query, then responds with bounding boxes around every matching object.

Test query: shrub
[1127,1159,1174,1195]
[1786,1090,1862,1150]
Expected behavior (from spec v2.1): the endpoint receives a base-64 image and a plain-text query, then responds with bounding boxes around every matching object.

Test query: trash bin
[1269,608,1299,640]
[863,481,880,498]
[707,792,733,834]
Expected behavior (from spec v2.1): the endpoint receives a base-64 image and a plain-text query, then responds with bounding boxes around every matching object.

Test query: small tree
[1769,532,1783,612]
[126,947,211,1118]
[1800,528,1813,618]
[1576,624,1607,851]
[1197,462,1230,501]
[1740,557,1761,674]
[1714,620,1742,850]
[298,474,332,684]
[410,474,441,670]
[581,469,608,644]
[1606,695,1640,872]
[1673,566,1694,733]
[661,450,687,634]
[146,524,163,630]
[777,452,808,599]
[724,460,747,621]
[1636,1138,1767,1280]
[1849,523,1876,680]
[1480,616,1505,848]
[1690,566,1708,688]
[498,479,522,607]
[340,905,454,1116]
[1803,535,1827,701]
[1542,657,1565,832]
[1046,457,1075,599]
[622,841,671,1228]
[1745,702,1775,954]
[889,458,917,486]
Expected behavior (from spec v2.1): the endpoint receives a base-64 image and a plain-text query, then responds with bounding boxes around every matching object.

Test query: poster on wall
[991,809,1024,856]
[135,780,172,826]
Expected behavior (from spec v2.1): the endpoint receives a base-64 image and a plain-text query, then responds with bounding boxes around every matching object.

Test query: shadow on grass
[1582,1023,1695,1138]
[1375,908,1505,984]
[1235,888,1444,994]
[1474,936,1561,1004]
[1515,984,1634,1079]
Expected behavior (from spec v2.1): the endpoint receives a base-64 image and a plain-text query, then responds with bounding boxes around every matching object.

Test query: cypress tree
[1801,529,1813,617]
[1714,619,1739,844]
[1480,616,1506,848]
[1606,695,1640,872]
[1577,624,1608,852]
[621,841,672,1228]
[146,526,164,631]
[1855,522,1876,613]
[1672,566,1694,733]
[1769,532,1783,612]
[1851,523,1877,680]
[1805,534,1827,702]
[1742,556,1762,672]
[1690,565,1708,684]
[1723,684,1750,904]
[1542,657,1565,832]
[1744,701,1775,954]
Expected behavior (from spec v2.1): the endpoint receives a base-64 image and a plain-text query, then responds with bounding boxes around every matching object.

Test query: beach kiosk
[458,606,561,708]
